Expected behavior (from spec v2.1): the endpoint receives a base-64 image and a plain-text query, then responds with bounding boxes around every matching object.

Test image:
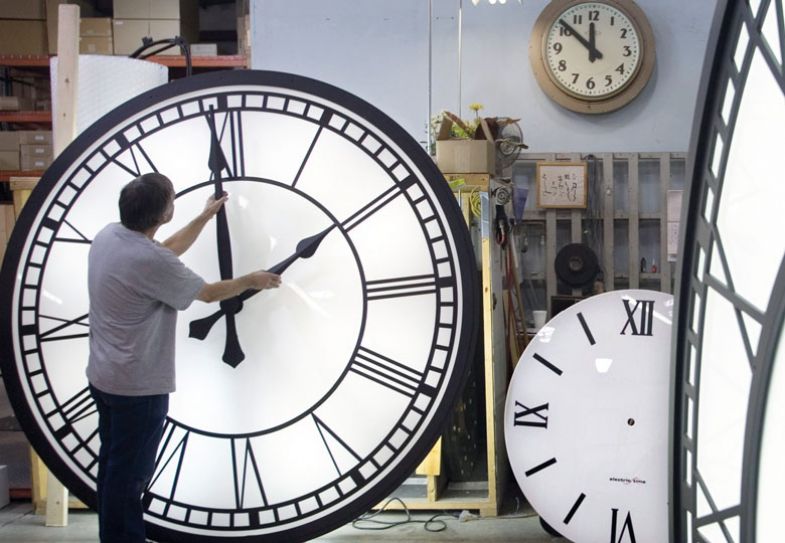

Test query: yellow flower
[468,102,484,118]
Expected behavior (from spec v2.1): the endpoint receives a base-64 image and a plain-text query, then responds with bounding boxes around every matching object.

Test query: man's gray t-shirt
[86,223,205,396]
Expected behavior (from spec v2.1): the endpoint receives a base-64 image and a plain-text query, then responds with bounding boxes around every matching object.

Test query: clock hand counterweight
[558,19,603,62]
[188,224,336,344]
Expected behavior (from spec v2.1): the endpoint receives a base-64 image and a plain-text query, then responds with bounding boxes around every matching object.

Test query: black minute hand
[188,224,336,345]
[205,106,245,367]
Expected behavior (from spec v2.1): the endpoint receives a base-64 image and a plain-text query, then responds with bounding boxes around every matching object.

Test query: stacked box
[20,143,53,170]
[0,131,52,171]
[19,130,53,170]
[0,0,47,55]
[113,0,198,56]
[0,132,20,170]
[80,17,113,54]
[46,0,95,54]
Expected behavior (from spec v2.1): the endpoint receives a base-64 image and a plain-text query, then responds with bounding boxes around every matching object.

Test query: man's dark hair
[118,173,175,232]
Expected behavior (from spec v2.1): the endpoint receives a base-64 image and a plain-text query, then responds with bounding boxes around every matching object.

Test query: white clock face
[544,1,642,99]
[0,71,479,542]
[505,290,672,543]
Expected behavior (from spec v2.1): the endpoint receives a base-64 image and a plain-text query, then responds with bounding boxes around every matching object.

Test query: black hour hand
[188,224,335,343]
[559,19,603,61]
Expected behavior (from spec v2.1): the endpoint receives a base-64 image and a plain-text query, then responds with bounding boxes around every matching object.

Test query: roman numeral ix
[513,401,549,428]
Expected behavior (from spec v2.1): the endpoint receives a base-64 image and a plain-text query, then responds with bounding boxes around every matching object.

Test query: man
[86,172,280,543]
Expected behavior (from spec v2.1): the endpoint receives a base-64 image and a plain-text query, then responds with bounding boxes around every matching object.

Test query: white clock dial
[0,71,479,542]
[505,290,672,543]
[544,2,642,99]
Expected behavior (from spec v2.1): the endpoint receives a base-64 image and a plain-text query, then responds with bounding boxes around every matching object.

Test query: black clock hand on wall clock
[588,21,602,62]
[559,19,603,61]
[205,106,244,366]
[188,224,336,363]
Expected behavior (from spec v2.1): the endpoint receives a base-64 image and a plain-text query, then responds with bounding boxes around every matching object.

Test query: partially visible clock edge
[528,0,657,115]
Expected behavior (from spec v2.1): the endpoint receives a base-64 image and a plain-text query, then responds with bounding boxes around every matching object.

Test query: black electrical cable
[129,36,193,77]
[351,497,453,533]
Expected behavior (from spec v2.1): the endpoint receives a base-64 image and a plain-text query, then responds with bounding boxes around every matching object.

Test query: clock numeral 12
[610,508,637,543]
[621,299,654,336]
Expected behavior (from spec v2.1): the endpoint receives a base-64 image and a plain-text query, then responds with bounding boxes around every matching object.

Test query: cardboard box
[20,144,53,159]
[113,0,193,20]
[21,155,52,170]
[80,17,111,36]
[17,130,53,144]
[0,20,48,55]
[80,36,113,54]
[0,96,35,111]
[113,19,183,55]
[434,111,496,174]
[444,173,491,192]
[0,132,20,150]
[435,140,495,174]
[0,150,20,170]
[46,0,95,54]
[191,43,217,56]
[0,0,45,19]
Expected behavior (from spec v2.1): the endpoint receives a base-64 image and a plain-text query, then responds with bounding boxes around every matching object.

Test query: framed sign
[536,161,587,208]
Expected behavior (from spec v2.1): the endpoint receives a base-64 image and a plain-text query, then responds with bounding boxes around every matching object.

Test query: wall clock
[671,1,785,541]
[0,70,479,542]
[529,0,656,114]
[505,289,672,542]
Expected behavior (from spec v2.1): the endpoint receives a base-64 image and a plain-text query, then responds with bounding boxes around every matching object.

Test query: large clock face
[672,1,785,541]
[0,71,478,542]
[505,290,672,543]
[530,0,656,114]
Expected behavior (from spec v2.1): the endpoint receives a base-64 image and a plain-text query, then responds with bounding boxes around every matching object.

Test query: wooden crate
[380,189,509,517]
[514,152,687,317]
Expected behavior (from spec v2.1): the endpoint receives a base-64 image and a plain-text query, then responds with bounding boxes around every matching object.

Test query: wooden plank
[660,154,672,293]
[479,191,500,517]
[43,3,80,527]
[542,154,556,314]
[0,203,13,262]
[628,155,640,289]
[602,154,615,290]
[567,153,583,297]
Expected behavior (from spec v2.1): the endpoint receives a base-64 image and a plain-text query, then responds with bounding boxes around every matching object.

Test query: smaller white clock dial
[505,290,672,543]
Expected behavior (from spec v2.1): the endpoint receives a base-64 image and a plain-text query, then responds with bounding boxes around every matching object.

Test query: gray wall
[251,0,716,153]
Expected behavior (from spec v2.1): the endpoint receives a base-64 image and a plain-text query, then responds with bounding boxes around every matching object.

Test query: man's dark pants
[90,385,168,543]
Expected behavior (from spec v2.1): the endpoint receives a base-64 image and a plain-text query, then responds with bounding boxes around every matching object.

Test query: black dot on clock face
[628,418,635,426]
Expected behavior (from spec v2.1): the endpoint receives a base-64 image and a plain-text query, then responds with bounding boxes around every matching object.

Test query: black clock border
[0,70,480,543]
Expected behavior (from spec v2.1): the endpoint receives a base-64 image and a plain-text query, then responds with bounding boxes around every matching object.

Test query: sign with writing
[536,161,587,208]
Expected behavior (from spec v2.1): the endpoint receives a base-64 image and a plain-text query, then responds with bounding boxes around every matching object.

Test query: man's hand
[201,192,229,221]
[246,270,282,291]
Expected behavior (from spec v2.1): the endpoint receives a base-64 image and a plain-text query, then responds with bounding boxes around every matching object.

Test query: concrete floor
[0,369,566,542]
[0,501,567,542]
